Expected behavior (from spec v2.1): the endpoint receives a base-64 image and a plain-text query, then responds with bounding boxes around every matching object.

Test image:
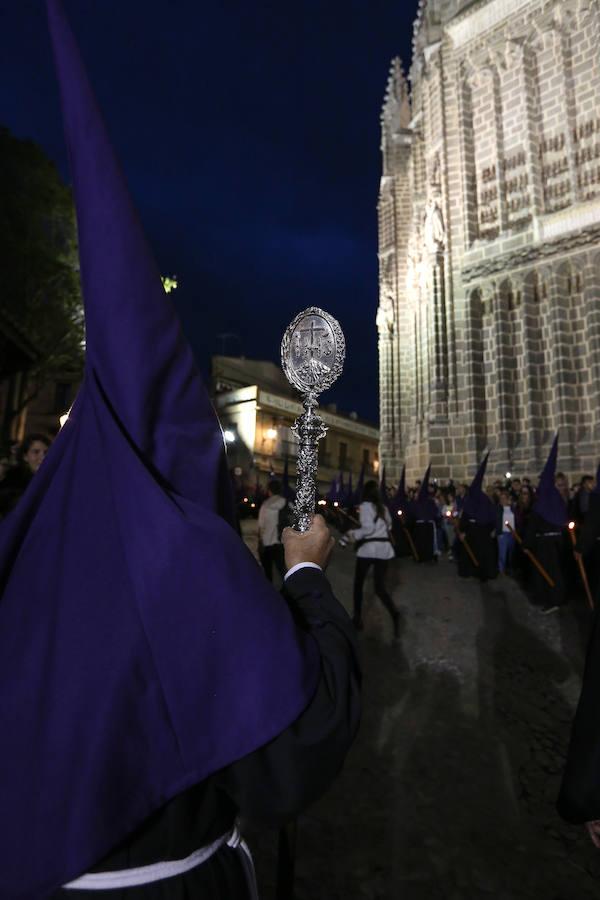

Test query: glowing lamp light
[446,510,452,518]
[265,428,278,440]
[333,501,339,508]
[318,499,327,506]
[569,521,576,531]
[250,502,256,509]
[243,497,249,503]
[397,510,403,517]
[506,471,512,480]
[223,430,236,443]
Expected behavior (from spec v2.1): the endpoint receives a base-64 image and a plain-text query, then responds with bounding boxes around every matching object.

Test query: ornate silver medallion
[281,307,346,532]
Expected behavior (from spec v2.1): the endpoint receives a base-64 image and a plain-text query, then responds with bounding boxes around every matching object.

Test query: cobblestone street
[242,523,600,899]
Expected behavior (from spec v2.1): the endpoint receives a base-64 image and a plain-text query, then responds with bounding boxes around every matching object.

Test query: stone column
[544,264,573,437]
[377,307,396,475]
[584,253,600,441]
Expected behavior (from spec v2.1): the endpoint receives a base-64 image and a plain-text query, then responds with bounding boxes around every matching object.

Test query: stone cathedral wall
[378,0,600,484]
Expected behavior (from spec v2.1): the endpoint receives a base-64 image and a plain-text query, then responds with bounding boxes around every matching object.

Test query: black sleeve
[577,496,600,556]
[558,609,600,823]
[218,567,361,826]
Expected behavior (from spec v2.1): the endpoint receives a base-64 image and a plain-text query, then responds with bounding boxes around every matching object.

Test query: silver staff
[281,307,346,532]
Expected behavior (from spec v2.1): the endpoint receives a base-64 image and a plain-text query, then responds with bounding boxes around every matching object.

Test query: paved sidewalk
[242,521,600,899]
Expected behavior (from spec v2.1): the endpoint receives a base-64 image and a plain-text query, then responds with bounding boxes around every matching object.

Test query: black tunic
[411,521,437,563]
[559,606,600,823]
[456,517,497,581]
[523,511,569,606]
[576,493,600,603]
[53,567,360,899]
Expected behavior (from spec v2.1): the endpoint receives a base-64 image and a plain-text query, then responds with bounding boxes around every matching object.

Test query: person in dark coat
[390,465,412,558]
[574,463,600,603]
[524,435,569,614]
[457,453,497,581]
[558,464,600,842]
[0,5,361,897]
[0,432,51,519]
[408,465,440,562]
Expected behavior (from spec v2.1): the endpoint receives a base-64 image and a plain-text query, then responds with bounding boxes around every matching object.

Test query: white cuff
[284,562,323,581]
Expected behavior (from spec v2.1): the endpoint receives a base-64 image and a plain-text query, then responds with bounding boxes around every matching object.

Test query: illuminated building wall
[379,0,600,482]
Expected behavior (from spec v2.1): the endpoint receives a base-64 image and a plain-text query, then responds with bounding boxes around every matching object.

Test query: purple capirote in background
[533,434,568,527]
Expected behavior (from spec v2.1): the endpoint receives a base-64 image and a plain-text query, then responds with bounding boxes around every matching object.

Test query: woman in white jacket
[347,480,400,637]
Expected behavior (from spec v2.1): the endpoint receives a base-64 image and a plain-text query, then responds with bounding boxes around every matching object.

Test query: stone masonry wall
[378,0,600,485]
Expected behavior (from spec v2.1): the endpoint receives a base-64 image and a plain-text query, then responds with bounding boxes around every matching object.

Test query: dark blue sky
[0,0,416,420]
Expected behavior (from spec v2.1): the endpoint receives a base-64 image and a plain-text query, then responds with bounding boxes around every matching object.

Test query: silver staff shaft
[291,393,327,533]
[281,306,346,534]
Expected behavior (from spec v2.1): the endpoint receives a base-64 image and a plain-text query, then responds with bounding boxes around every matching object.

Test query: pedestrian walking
[257,479,288,582]
[346,480,400,637]
[497,489,516,575]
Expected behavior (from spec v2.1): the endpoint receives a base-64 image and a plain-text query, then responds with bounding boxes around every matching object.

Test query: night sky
[0,1,416,421]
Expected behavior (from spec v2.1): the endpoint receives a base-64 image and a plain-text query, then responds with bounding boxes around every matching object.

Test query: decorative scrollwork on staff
[281,307,346,533]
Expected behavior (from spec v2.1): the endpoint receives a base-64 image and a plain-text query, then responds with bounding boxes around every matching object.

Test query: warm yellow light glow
[265,428,278,440]
[373,459,380,473]
[162,275,178,293]
[250,502,256,509]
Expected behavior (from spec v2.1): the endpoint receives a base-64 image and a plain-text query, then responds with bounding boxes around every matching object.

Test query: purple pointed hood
[344,471,354,507]
[410,464,439,520]
[534,434,567,527]
[353,461,365,505]
[326,476,338,502]
[392,465,407,515]
[462,453,496,525]
[0,3,319,896]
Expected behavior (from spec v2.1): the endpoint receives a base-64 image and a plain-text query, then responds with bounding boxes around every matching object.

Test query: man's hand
[282,515,335,572]
[586,821,600,849]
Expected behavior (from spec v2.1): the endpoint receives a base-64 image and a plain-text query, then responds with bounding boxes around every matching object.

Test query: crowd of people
[251,437,600,624]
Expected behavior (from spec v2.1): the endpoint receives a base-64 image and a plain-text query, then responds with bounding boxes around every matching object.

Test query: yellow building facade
[212,356,379,495]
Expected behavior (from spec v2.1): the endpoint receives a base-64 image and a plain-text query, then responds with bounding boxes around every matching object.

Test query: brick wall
[379,0,600,484]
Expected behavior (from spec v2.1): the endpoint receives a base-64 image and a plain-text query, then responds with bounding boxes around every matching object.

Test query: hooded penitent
[353,461,365,506]
[344,471,353,508]
[0,3,319,896]
[533,434,567,527]
[462,453,496,526]
[410,464,439,520]
[391,465,407,516]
